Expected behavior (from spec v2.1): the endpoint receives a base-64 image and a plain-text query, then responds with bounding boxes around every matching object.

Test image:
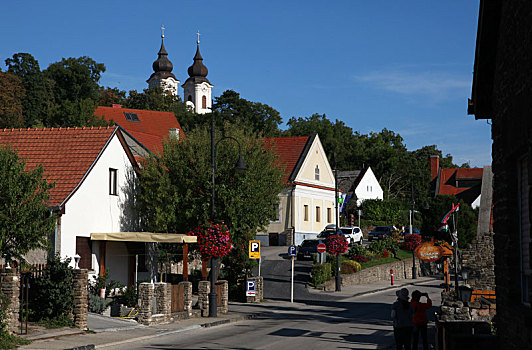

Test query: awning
[90,232,197,243]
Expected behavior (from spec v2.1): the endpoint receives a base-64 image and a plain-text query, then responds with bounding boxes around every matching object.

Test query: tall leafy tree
[136,123,285,283]
[0,146,55,262]
[44,56,107,127]
[0,72,26,128]
[213,90,282,137]
[5,53,56,127]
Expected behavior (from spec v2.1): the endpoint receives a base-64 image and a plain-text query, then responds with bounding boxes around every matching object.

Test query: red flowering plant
[325,234,349,256]
[401,233,422,251]
[188,221,232,259]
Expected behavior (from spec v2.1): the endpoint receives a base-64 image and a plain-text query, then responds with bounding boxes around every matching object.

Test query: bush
[29,255,74,322]
[341,260,361,274]
[88,269,124,298]
[310,263,332,286]
[115,284,137,308]
[89,294,109,314]
[369,237,400,257]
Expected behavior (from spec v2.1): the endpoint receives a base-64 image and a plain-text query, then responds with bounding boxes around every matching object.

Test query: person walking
[391,288,414,350]
[411,290,432,350]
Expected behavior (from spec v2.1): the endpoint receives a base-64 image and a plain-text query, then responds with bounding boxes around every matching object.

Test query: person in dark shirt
[391,288,414,350]
[411,290,432,350]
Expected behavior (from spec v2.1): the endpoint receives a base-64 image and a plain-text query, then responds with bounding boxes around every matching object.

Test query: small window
[316,206,321,223]
[315,165,320,181]
[271,203,280,222]
[304,205,309,221]
[109,168,118,195]
[202,95,207,109]
[327,208,332,223]
[124,112,140,122]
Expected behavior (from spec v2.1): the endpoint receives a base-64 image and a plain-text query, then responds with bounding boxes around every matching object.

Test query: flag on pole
[441,203,460,224]
[438,223,449,232]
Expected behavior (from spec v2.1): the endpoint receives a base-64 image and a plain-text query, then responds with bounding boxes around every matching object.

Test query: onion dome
[184,41,211,85]
[147,30,177,82]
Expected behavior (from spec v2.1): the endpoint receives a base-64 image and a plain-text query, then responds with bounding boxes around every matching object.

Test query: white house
[0,126,149,286]
[337,167,384,207]
[259,134,338,246]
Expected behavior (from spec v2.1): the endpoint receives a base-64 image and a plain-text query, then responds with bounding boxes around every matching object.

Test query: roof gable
[0,126,129,207]
[95,106,184,154]
[437,167,484,203]
[263,136,309,182]
[295,135,334,186]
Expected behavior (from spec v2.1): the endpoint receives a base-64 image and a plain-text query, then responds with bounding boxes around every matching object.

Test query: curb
[349,277,441,298]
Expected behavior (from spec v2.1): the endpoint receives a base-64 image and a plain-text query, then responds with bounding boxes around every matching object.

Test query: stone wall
[137,282,154,325]
[72,269,89,329]
[217,280,228,314]
[198,280,210,317]
[323,258,418,291]
[439,291,496,322]
[461,232,495,290]
[0,269,19,332]
[179,281,193,317]
[153,283,171,323]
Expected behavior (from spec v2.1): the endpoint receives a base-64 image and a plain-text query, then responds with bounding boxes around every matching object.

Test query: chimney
[430,155,439,180]
[112,104,122,108]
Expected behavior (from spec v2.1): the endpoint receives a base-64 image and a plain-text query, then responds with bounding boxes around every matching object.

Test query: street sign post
[246,280,256,297]
[249,240,261,276]
[288,246,297,303]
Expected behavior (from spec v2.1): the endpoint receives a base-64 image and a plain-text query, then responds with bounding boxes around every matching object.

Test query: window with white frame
[316,206,321,223]
[109,168,118,196]
[271,203,281,222]
[315,165,320,181]
[304,205,309,221]
[519,157,532,305]
[327,208,332,223]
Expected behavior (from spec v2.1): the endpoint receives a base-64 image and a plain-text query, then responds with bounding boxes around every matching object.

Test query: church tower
[147,26,180,95]
[182,32,213,114]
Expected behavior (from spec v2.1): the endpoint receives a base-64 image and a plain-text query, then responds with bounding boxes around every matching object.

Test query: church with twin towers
[147,26,213,114]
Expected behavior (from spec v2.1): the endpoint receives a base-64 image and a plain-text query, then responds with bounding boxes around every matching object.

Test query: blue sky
[0,0,490,167]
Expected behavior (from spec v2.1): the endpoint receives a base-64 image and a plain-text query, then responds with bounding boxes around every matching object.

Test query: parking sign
[249,240,261,259]
[288,246,297,257]
[246,280,256,296]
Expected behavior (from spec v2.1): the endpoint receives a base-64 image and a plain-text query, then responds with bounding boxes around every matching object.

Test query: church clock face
[201,86,207,92]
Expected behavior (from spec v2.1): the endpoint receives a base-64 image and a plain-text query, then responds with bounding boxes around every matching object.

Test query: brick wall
[480,2,532,348]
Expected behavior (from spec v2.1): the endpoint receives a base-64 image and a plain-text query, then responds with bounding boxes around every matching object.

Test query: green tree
[44,56,107,127]
[5,53,56,127]
[0,72,26,128]
[137,123,285,284]
[98,86,126,107]
[213,90,282,137]
[0,146,55,262]
[421,195,477,248]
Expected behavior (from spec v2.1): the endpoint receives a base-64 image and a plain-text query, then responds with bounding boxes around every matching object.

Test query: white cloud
[354,70,471,101]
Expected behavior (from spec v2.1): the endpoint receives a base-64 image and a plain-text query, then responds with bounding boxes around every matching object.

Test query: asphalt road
[109,280,441,350]
[110,247,441,349]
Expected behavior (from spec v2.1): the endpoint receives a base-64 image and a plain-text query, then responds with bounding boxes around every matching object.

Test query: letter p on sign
[249,240,261,259]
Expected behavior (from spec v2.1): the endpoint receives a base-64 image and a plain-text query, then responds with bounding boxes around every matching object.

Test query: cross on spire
[196,30,200,44]
[161,25,165,39]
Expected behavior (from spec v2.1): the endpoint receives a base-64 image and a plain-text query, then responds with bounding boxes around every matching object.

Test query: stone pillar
[72,269,88,329]
[0,269,20,332]
[198,280,210,317]
[137,282,154,325]
[217,280,228,314]
[154,283,171,321]
[179,281,193,317]
[246,276,263,303]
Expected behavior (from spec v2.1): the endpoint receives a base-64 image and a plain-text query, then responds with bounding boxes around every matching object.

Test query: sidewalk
[18,276,440,350]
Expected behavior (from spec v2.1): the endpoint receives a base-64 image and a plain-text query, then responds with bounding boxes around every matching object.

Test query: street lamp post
[209,114,246,318]
[411,182,417,279]
[334,155,341,292]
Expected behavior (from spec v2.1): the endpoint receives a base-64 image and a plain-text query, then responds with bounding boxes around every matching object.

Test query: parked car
[340,226,364,245]
[297,239,324,260]
[368,226,395,241]
[401,227,421,236]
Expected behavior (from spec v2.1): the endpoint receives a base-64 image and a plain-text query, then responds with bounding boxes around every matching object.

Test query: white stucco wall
[182,81,213,114]
[354,167,383,206]
[58,134,137,281]
[293,185,336,245]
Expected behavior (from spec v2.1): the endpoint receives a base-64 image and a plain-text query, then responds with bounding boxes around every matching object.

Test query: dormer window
[315,165,320,181]
[124,112,139,122]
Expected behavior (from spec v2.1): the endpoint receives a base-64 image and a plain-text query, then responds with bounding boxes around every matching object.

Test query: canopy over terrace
[91,232,197,281]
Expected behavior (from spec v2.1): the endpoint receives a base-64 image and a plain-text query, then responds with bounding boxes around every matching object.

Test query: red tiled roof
[263,136,309,182]
[438,168,483,197]
[95,106,184,154]
[0,127,118,207]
